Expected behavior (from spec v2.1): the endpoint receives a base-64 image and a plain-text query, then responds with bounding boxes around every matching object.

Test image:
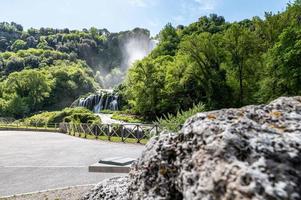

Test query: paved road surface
[0,131,145,197]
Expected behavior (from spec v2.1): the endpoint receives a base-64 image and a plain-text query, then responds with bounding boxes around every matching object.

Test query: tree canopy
[0,23,151,118]
[122,1,301,119]
[1,1,301,121]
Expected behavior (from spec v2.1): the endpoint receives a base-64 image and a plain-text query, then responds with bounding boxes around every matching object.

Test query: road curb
[0,128,59,133]
[0,184,95,199]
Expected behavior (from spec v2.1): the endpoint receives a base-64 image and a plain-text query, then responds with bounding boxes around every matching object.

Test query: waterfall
[72,38,157,112]
[73,90,120,113]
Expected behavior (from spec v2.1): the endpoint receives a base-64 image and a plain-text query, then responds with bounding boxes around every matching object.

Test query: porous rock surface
[82,177,129,200]
[83,97,301,200]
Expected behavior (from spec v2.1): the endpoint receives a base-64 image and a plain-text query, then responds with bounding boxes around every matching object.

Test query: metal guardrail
[0,122,161,143]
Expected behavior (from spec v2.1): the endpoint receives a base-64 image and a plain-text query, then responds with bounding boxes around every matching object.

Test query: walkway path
[96,113,124,124]
[0,131,144,197]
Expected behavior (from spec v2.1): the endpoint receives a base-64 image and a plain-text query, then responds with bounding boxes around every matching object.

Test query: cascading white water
[75,89,120,113]
[96,37,158,89]
[75,37,158,113]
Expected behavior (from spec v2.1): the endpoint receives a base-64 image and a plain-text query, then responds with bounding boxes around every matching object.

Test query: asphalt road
[0,131,145,197]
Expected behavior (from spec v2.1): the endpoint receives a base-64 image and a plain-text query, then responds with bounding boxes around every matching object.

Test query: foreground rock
[83,97,301,200]
[82,177,128,200]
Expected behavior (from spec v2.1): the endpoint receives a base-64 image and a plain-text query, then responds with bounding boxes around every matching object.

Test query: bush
[99,109,115,114]
[21,111,58,125]
[22,107,101,126]
[111,113,144,123]
[157,103,205,132]
[0,61,98,118]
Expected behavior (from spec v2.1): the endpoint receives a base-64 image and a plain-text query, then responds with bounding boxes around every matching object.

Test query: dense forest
[1,1,301,122]
[0,24,150,118]
[122,0,301,119]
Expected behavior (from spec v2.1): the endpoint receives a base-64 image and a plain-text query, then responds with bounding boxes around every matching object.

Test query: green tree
[37,37,52,50]
[4,69,52,114]
[11,39,27,52]
[182,14,226,36]
[125,32,231,118]
[223,24,262,106]
[151,23,180,57]
[259,27,301,101]
[125,56,172,117]
[45,62,97,110]
[5,56,25,74]
[5,94,29,118]
[179,32,231,109]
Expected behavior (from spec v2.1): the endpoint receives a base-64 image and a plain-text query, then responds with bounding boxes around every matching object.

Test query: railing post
[76,124,79,137]
[73,123,75,136]
[95,125,99,140]
[137,125,141,144]
[66,123,70,134]
[75,123,77,136]
[70,123,73,135]
[108,124,111,141]
[69,123,71,135]
[97,124,100,140]
[121,125,124,143]
[82,124,89,138]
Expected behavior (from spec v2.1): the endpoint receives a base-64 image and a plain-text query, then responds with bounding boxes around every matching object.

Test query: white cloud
[128,0,158,8]
[128,0,147,7]
[194,0,218,11]
[177,0,219,23]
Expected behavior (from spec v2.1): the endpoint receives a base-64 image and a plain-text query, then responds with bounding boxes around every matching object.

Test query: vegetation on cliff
[123,1,301,120]
[1,1,301,124]
[0,23,150,118]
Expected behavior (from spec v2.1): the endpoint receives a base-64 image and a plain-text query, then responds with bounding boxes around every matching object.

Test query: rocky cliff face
[83,97,301,200]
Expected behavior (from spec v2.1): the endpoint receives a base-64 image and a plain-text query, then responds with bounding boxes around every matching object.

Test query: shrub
[99,109,115,114]
[111,113,144,123]
[22,107,101,126]
[21,111,57,125]
[157,103,205,132]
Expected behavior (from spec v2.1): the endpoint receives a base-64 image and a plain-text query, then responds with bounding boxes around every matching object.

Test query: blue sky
[0,0,291,35]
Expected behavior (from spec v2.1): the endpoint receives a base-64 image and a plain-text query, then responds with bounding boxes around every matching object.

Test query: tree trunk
[239,64,243,106]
